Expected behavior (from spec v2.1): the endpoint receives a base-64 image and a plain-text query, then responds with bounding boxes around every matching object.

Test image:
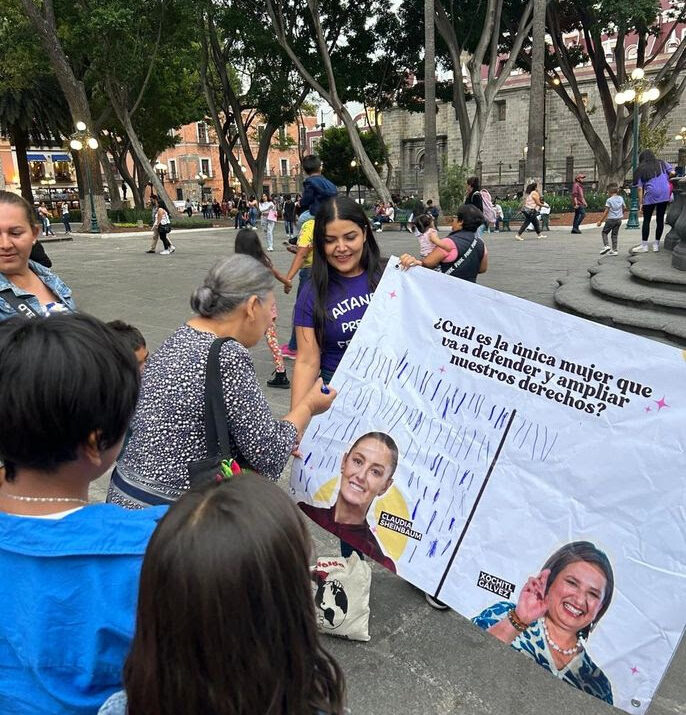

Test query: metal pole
[627,100,640,229]
[85,152,100,233]
[357,167,361,203]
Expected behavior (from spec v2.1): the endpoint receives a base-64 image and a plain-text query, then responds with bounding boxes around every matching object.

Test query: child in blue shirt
[298,154,337,226]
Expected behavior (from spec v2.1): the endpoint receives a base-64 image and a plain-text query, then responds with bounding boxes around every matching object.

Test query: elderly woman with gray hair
[108,254,335,508]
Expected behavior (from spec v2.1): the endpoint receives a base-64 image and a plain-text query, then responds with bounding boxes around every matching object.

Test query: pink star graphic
[631,666,639,675]
[644,406,652,413]
[389,290,397,299]
[439,366,446,373]
[655,396,669,410]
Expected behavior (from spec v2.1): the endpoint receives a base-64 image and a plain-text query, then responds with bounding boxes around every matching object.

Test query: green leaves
[318,126,386,190]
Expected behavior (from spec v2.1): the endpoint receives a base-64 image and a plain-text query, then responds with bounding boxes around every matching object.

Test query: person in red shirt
[299,432,398,573]
[571,174,587,234]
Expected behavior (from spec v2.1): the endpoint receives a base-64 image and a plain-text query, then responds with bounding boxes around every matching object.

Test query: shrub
[439,164,471,215]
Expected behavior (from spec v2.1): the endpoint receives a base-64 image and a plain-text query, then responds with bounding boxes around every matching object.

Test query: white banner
[291,257,686,714]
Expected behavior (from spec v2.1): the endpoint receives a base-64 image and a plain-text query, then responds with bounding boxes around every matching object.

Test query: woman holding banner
[472,541,614,704]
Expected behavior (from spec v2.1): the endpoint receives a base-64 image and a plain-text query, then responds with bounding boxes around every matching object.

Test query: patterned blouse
[108,325,297,508]
[472,601,613,704]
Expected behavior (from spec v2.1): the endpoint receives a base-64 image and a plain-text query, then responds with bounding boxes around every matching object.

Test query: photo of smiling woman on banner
[473,541,614,704]
[299,432,398,573]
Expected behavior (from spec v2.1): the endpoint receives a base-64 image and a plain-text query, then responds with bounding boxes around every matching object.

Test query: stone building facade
[382,64,686,197]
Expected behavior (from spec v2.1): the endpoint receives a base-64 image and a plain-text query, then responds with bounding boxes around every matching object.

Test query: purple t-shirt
[636,162,673,205]
[294,272,374,373]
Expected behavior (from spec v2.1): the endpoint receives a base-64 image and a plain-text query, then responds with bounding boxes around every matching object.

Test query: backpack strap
[0,289,40,320]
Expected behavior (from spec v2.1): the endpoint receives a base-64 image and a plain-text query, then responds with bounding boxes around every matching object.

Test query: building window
[257,124,266,142]
[197,121,208,144]
[280,159,289,176]
[200,158,211,177]
[299,126,307,147]
[176,188,183,200]
[278,125,287,143]
[496,100,506,121]
[168,159,177,180]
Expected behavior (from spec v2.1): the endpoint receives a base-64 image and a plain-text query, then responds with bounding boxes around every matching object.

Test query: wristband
[507,608,530,632]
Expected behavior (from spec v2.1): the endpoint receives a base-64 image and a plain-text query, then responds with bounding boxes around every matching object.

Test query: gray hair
[190,254,274,318]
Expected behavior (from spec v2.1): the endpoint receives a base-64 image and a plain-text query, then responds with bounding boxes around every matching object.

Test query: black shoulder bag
[187,337,243,486]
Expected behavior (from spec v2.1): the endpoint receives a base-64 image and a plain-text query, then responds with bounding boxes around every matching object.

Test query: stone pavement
[45,224,685,715]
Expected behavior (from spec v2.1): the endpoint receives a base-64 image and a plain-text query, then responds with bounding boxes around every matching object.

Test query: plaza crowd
[0,146,672,711]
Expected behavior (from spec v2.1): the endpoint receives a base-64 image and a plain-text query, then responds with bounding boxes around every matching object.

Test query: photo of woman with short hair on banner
[473,541,614,704]
[299,432,399,573]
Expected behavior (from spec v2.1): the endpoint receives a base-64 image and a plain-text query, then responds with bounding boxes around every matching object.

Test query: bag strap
[0,289,40,320]
[203,337,235,458]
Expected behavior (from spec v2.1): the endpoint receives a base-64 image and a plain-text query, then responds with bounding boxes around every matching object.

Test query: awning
[50,153,71,162]
[27,153,47,161]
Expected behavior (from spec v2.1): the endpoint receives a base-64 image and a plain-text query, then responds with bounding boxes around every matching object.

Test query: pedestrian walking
[183,198,193,217]
[465,177,489,238]
[60,201,72,234]
[596,183,625,256]
[515,182,547,241]
[571,174,587,233]
[258,193,276,251]
[147,198,175,255]
[631,150,676,253]
[38,203,55,236]
[234,228,292,388]
[283,194,296,239]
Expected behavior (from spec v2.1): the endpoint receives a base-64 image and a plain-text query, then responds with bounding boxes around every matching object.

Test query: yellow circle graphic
[313,477,410,561]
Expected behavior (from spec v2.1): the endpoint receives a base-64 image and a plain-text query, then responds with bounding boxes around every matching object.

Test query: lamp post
[154,161,167,185]
[615,68,660,229]
[543,76,561,192]
[350,159,362,203]
[675,127,686,168]
[69,121,100,233]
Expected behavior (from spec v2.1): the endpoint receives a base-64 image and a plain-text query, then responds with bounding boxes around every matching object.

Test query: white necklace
[1,493,89,505]
[542,618,583,657]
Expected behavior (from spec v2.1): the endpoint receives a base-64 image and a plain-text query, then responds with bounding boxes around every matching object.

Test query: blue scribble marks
[409,544,418,563]
[433,488,441,503]
[304,452,312,465]
[441,540,452,556]
[427,510,437,533]
[448,517,455,531]
[412,499,420,520]
[428,539,438,557]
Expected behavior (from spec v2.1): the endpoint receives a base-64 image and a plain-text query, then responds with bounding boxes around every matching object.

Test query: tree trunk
[20,0,111,231]
[423,0,440,207]
[100,151,123,210]
[219,145,233,201]
[10,125,34,204]
[525,0,546,188]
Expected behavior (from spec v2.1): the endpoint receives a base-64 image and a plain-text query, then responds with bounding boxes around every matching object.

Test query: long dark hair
[234,227,272,268]
[311,196,382,350]
[524,182,538,194]
[124,473,346,714]
[634,149,667,183]
[542,540,614,639]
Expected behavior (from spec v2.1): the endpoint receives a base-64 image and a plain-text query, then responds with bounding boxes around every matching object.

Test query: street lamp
[675,127,686,146]
[69,122,100,233]
[154,161,167,185]
[350,159,362,203]
[615,67,660,229]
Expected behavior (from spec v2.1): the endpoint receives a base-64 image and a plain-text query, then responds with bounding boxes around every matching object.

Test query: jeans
[284,220,294,236]
[601,218,621,250]
[572,206,586,231]
[518,210,541,235]
[641,201,668,242]
[288,267,312,351]
[62,214,71,233]
[261,218,275,249]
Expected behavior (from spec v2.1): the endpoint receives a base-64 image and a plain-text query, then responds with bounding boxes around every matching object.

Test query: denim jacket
[0,260,76,321]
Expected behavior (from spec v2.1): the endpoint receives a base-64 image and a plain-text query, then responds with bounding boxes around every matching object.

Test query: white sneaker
[169,245,176,254]
[600,246,611,255]
[652,242,659,252]
[609,250,618,256]
[515,235,524,241]
[267,247,274,252]
[536,234,547,239]
[160,249,170,255]
[631,243,649,253]
[376,228,382,233]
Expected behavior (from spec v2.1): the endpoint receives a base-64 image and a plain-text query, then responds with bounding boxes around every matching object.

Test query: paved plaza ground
[45,223,684,715]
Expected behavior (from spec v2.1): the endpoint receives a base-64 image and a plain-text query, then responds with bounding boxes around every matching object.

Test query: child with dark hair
[107,319,149,371]
[235,228,292,388]
[595,184,625,256]
[0,313,166,712]
[99,472,346,715]
[298,154,337,225]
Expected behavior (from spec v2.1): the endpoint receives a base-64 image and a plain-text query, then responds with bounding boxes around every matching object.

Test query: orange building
[157,113,319,202]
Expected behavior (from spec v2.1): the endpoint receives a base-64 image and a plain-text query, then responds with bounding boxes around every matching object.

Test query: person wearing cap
[571,174,587,234]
